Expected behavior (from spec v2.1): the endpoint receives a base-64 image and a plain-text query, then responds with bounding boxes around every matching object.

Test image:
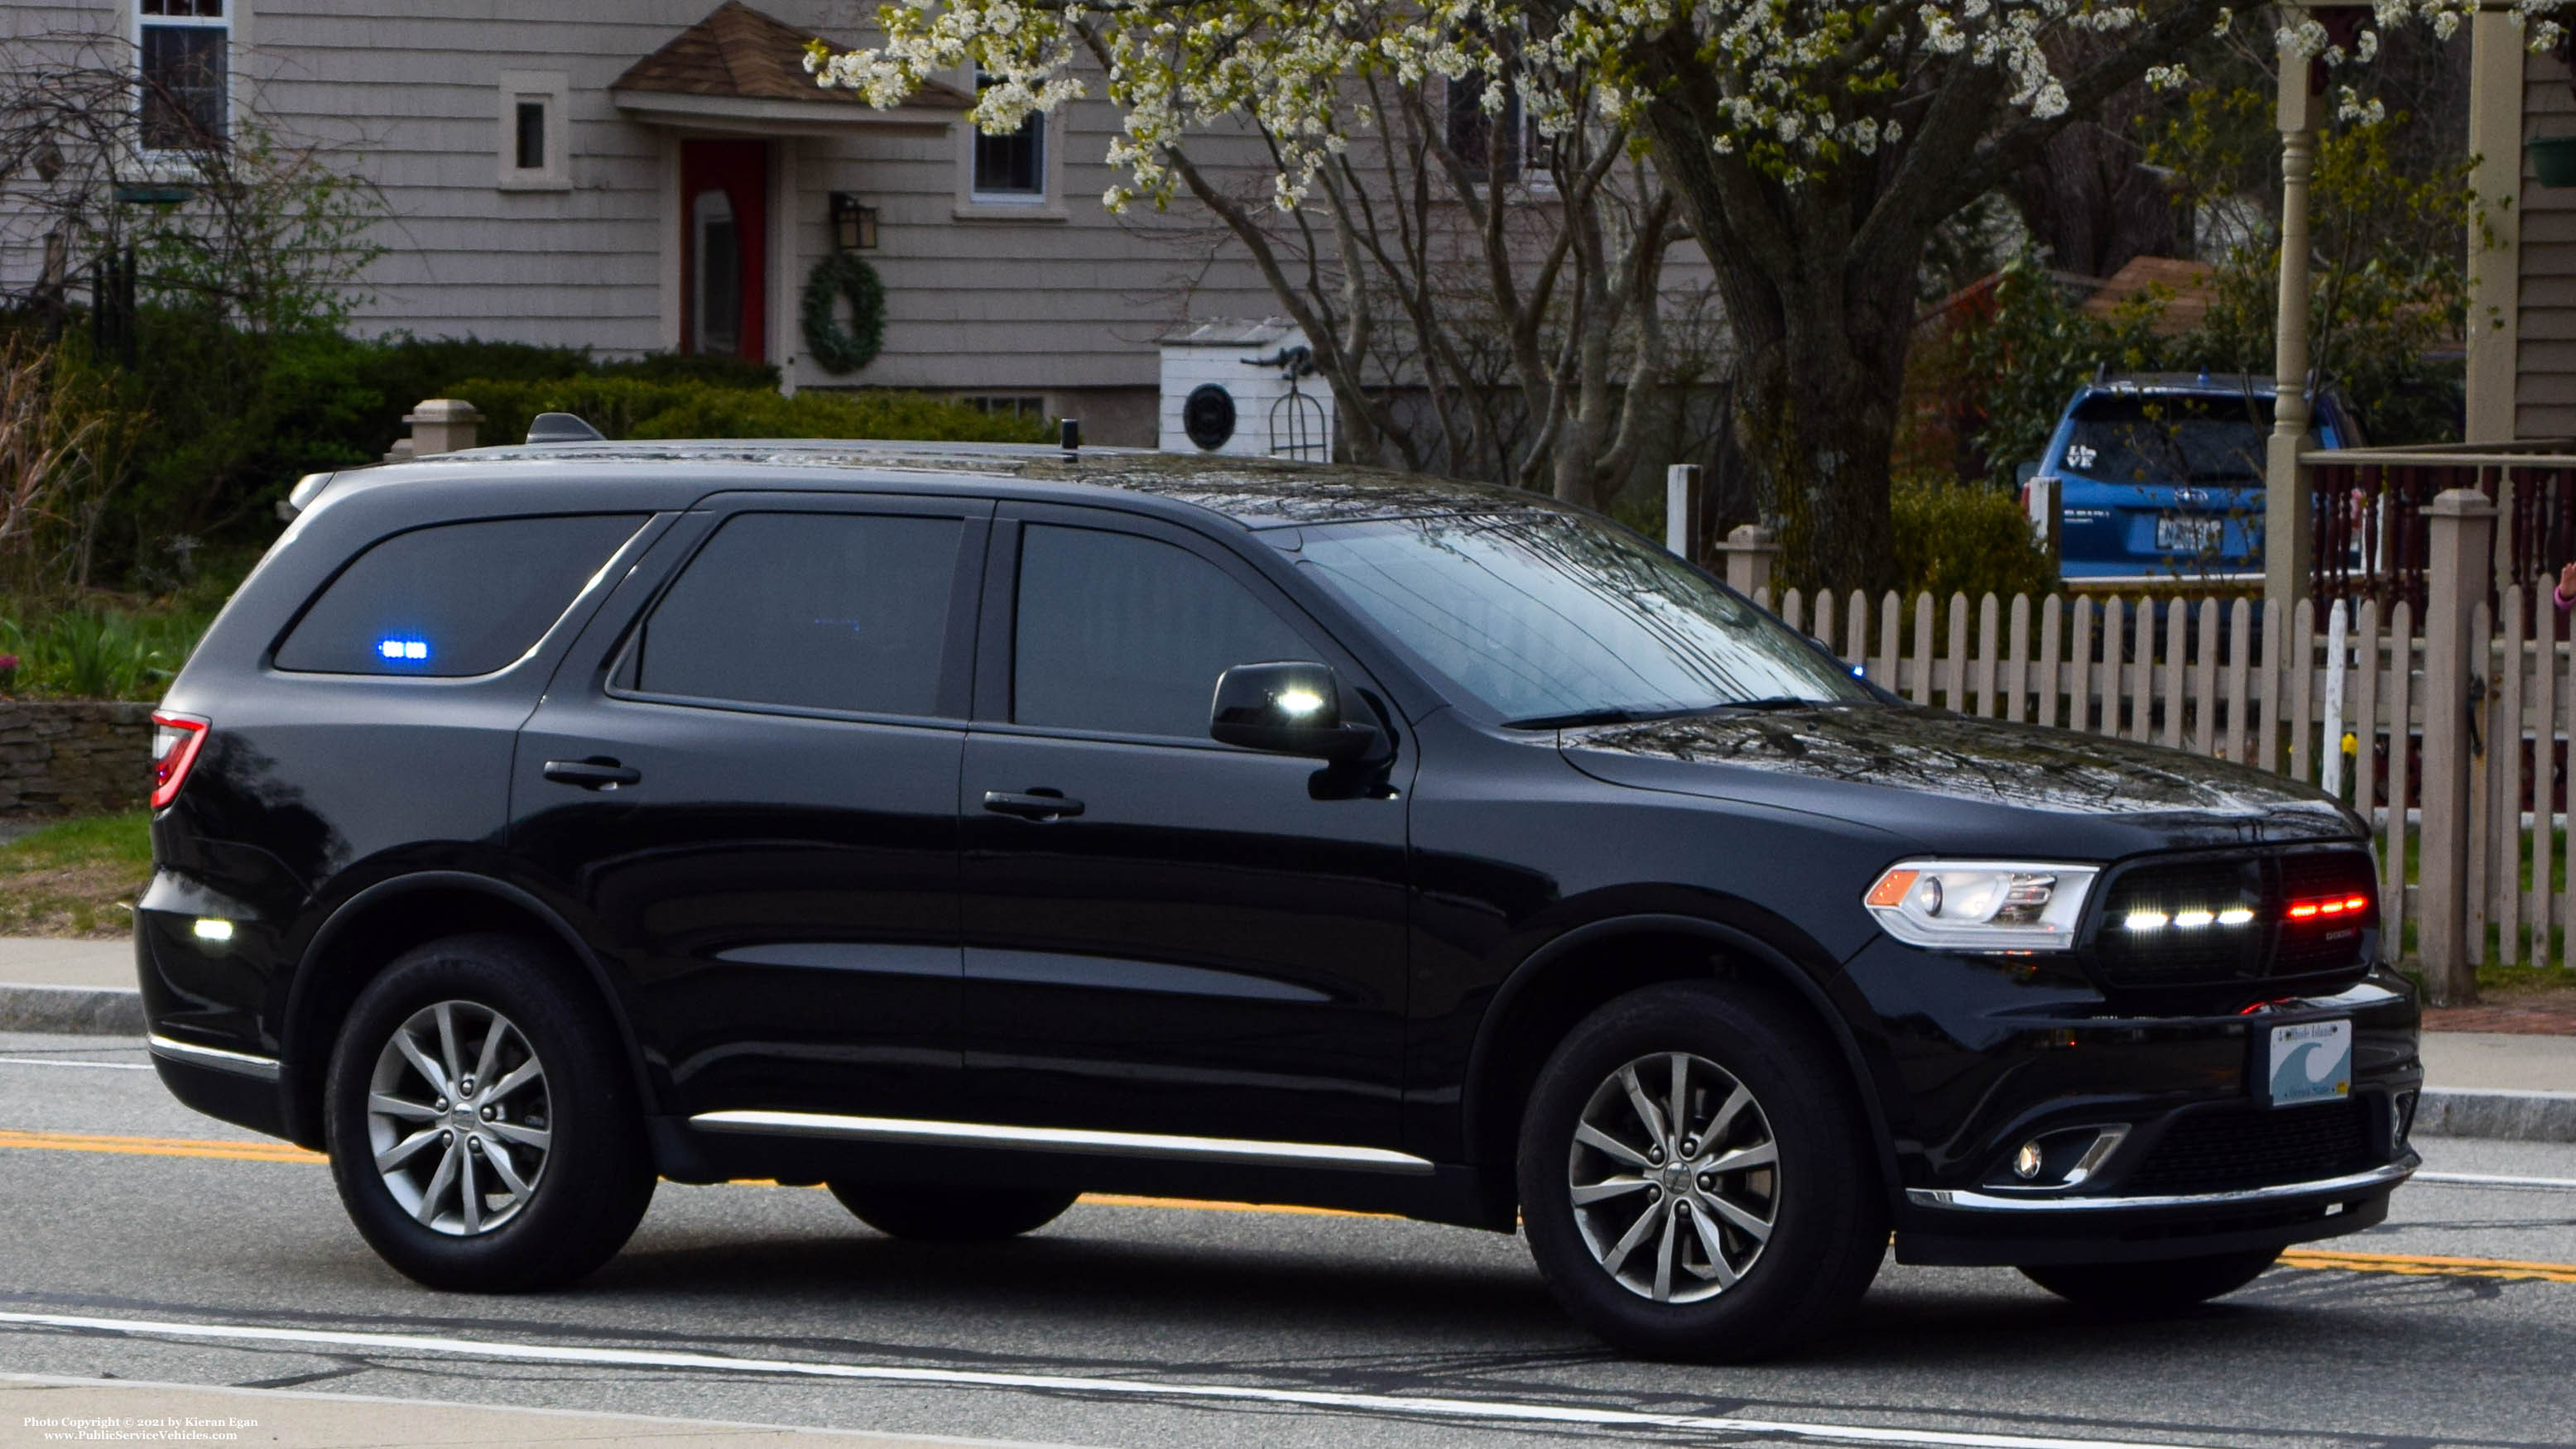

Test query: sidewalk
[7,936,2572,1140]
[0,1374,1089,1449]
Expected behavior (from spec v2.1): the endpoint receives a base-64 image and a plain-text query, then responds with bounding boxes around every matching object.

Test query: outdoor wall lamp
[829,192,878,250]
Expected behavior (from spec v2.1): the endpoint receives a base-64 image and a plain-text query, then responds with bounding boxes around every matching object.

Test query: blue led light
[377,639,430,662]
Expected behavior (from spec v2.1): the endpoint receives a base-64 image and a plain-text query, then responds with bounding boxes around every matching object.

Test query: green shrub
[0,604,209,700]
[450,377,1053,449]
[1890,472,2057,607]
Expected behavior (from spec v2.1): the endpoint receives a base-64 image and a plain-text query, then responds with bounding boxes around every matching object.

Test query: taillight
[150,712,209,809]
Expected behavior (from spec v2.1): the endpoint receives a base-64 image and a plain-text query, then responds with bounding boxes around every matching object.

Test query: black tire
[2020,1250,2280,1311]
[827,1181,1079,1241]
[1517,980,1886,1362]
[324,933,655,1292]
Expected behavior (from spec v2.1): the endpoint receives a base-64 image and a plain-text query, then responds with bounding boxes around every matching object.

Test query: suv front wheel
[324,933,656,1291]
[1516,981,1886,1361]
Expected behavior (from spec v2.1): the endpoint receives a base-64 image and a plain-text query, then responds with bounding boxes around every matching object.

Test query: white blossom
[802,0,2570,208]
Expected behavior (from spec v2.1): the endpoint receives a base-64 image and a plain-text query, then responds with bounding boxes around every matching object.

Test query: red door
[680,140,767,361]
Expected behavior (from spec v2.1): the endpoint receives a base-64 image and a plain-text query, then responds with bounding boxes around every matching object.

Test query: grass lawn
[0,811,151,938]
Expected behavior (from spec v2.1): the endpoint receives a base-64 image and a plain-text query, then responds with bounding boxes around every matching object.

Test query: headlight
[1862,860,2100,952]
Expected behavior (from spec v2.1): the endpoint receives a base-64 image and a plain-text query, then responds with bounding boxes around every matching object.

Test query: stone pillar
[1718,524,1778,598]
[403,399,482,458]
[2420,488,2497,1005]
[2464,10,2523,444]
[2265,33,2319,610]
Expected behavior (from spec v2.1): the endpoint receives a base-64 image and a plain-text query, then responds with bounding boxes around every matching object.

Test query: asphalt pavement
[1,1029,2573,1449]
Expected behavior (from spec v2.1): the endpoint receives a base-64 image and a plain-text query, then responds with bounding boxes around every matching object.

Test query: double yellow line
[6,1126,2572,1283]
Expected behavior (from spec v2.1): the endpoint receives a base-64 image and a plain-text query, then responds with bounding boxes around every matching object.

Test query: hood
[1558,705,2361,858]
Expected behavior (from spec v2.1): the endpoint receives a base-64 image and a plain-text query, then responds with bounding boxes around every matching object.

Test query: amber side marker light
[1865,869,1918,908]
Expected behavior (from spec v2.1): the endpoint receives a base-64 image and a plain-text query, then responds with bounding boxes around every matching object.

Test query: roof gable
[612,2,967,108]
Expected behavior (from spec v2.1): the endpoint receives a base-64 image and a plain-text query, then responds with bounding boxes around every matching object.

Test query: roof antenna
[526,412,605,444]
[1060,417,1081,461]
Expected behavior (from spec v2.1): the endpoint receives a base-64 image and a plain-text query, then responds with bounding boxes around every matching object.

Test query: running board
[689,1110,1436,1175]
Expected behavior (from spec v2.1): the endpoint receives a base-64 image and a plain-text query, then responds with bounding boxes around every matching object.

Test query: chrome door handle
[982,789,1083,821]
[543,758,641,789]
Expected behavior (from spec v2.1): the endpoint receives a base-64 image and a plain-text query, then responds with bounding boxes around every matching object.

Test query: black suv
[141,438,2420,1360]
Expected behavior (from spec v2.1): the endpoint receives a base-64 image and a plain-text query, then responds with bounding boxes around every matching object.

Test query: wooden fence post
[1665,464,1701,564]
[2421,487,2497,1005]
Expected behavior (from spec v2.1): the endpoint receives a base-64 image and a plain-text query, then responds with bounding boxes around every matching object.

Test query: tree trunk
[1733,300,1910,595]
[1632,60,1923,595]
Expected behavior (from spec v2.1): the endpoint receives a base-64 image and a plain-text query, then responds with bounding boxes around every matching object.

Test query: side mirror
[1209,661,1385,761]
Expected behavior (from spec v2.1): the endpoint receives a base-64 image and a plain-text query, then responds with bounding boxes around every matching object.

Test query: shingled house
[1,0,1284,443]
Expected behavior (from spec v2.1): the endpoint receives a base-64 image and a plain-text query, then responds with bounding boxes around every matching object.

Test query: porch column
[2265,26,2319,608]
[2465,7,2524,443]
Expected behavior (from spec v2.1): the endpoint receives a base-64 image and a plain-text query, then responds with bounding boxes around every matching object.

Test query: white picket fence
[1747,586,2574,970]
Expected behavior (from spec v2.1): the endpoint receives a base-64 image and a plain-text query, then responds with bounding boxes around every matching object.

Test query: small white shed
[1157,319,1336,462]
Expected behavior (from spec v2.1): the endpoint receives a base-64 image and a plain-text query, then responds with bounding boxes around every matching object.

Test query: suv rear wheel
[324,933,655,1291]
[1516,981,1885,1361]
[827,1182,1079,1241]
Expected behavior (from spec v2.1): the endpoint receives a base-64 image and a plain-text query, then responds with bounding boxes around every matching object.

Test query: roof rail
[527,412,606,444]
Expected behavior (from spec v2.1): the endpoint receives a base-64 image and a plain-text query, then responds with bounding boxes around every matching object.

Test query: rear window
[625,511,965,717]
[273,514,645,677]
[2061,394,2269,486]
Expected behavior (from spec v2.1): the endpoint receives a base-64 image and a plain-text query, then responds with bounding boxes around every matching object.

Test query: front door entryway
[680,139,768,361]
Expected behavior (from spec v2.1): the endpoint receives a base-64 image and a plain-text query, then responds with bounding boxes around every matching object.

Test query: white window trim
[497,70,572,190]
[954,75,1066,221]
[131,0,239,162]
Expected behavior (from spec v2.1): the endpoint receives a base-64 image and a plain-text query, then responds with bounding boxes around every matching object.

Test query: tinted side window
[275,514,644,677]
[1013,525,1308,737]
[632,511,963,716]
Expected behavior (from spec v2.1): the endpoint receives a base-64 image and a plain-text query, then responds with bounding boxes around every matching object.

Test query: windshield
[1292,511,1873,726]
[2061,394,2269,486]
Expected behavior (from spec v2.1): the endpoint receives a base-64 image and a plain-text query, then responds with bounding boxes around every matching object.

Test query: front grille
[2126,1100,2374,1193]
[2093,859,2264,982]
[2085,848,2377,990]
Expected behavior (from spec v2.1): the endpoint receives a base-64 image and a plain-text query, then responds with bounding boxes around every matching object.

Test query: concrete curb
[0,983,145,1036]
[2416,1086,2576,1144]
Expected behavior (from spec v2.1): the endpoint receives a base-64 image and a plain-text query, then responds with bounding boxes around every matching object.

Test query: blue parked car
[2028,372,2365,583]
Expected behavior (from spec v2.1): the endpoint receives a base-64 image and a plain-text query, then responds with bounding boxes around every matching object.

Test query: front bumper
[1897,1156,2411,1265]
[1842,938,2420,1266]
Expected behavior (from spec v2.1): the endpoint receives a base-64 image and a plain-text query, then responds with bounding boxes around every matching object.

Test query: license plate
[2156,516,2223,552]
[2264,1020,2353,1108]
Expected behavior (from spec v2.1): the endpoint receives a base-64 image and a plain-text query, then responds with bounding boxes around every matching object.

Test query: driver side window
[1012,525,1308,738]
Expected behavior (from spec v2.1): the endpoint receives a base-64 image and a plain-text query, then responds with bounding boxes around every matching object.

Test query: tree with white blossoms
[813,0,2564,591]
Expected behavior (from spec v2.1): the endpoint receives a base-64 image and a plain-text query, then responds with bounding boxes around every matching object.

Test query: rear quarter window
[273,514,645,677]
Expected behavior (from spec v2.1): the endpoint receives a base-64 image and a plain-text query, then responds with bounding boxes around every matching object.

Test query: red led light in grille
[2285,893,2372,922]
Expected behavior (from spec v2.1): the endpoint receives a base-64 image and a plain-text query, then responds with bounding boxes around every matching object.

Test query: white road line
[0,1058,151,1071]
[2414,1171,2576,1191]
[0,1307,2224,1449]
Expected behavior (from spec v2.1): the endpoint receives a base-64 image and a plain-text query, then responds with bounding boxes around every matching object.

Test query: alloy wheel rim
[365,1000,551,1236]
[1566,1050,1779,1303]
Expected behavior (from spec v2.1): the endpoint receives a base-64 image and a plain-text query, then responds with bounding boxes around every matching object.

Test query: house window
[497,71,570,189]
[1445,71,1543,179]
[515,102,545,170]
[964,394,1047,420]
[970,70,1045,201]
[693,188,741,355]
[138,0,227,151]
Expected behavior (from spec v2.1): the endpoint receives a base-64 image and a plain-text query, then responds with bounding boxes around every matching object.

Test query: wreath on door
[800,252,886,374]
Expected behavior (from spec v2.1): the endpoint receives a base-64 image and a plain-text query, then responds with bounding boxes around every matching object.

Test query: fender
[1460,911,1904,1213]
[278,870,659,1144]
